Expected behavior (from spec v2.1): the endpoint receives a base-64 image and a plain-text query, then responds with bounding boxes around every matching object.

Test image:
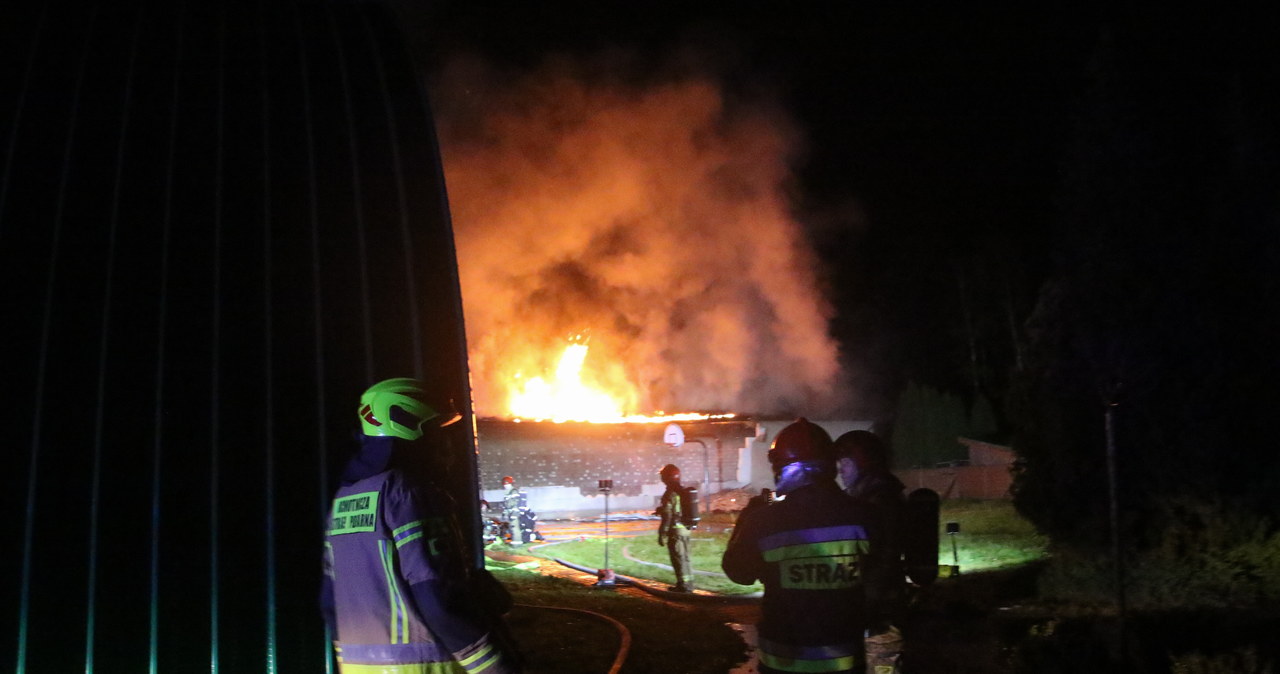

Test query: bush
[1170,646,1274,674]
[1037,498,1280,610]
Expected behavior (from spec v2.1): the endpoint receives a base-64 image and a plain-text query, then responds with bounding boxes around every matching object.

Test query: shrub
[1170,646,1273,674]
[1037,498,1280,610]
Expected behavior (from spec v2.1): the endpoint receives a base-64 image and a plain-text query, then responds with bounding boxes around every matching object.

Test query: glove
[657,534,667,547]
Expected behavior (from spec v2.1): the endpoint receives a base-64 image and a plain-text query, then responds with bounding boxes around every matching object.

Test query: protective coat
[322,436,514,673]
[722,480,880,674]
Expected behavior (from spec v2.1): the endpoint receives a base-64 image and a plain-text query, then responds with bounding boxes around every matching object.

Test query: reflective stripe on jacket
[325,469,462,668]
[722,481,880,674]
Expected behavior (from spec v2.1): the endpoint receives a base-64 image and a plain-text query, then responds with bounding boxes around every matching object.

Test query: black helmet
[768,418,834,472]
[659,464,681,481]
[833,430,888,472]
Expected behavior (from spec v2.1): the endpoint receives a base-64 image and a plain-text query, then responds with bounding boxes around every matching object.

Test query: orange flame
[506,340,733,424]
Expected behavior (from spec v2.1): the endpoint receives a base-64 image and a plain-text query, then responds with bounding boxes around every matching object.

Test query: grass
[487,499,1059,673]
[528,531,764,595]
[492,500,1280,672]
[937,499,1048,572]
[525,498,1046,589]
[486,559,749,674]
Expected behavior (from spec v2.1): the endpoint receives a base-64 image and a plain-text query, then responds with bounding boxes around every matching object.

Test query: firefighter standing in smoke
[656,463,698,593]
[321,378,520,673]
[722,419,886,674]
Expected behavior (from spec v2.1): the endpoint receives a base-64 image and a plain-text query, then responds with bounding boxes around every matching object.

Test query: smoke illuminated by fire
[435,54,846,420]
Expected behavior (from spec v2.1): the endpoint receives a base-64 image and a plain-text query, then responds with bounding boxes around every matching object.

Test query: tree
[1009,13,1280,551]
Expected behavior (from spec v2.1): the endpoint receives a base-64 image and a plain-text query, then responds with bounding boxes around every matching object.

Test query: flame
[506,340,733,424]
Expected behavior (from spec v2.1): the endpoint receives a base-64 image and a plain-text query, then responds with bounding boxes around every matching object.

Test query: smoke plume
[434,54,846,418]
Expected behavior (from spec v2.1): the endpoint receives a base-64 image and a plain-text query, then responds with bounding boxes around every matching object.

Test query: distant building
[896,437,1016,499]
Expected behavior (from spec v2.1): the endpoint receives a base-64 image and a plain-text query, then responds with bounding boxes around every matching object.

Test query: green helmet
[358,378,458,440]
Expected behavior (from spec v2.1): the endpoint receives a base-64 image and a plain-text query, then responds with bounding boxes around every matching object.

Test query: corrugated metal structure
[0,4,477,672]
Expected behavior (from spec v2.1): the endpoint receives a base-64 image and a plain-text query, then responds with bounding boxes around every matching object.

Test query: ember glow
[507,340,733,424]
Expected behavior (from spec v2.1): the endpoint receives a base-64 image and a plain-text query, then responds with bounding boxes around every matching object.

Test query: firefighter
[500,476,525,545]
[321,378,520,673]
[834,430,908,673]
[656,463,698,593]
[835,430,906,512]
[722,418,885,674]
[500,476,543,545]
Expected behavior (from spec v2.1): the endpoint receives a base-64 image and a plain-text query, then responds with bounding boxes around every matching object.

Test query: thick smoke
[434,55,846,418]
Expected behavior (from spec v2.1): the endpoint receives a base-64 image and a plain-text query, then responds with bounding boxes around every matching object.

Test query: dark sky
[395,3,1279,419]
[396,3,1106,410]
[410,3,1099,219]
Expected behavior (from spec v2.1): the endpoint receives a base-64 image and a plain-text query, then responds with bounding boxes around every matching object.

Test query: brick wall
[474,419,757,516]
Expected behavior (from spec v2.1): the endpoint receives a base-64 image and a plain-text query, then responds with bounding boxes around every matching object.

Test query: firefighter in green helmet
[321,378,521,673]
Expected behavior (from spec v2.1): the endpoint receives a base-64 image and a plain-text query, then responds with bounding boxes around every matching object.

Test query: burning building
[435,53,852,423]
[435,53,862,513]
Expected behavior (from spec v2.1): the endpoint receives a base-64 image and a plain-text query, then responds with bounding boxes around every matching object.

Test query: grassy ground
[523,499,1045,590]
[937,499,1047,572]
[488,499,1051,673]
[486,560,751,674]
[528,530,764,595]
[492,500,1280,672]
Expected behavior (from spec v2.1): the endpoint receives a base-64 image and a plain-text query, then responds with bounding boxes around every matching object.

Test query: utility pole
[593,479,616,588]
[1104,385,1127,659]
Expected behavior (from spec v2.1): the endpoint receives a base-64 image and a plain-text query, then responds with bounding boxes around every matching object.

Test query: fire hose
[513,602,631,674]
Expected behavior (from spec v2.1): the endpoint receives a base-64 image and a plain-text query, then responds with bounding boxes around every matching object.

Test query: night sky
[394,3,1279,423]
[389,3,1102,417]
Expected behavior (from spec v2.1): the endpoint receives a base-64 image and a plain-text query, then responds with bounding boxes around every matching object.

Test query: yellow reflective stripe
[457,640,495,670]
[338,661,464,673]
[379,540,409,643]
[759,650,858,672]
[393,520,424,536]
[395,531,424,548]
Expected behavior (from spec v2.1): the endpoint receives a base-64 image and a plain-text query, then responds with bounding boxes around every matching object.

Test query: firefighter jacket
[322,436,515,674]
[722,479,881,674]
[845,470,908,629]
[657,484,696,538]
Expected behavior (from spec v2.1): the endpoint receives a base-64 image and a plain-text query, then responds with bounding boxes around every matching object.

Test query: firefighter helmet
[358,378,460,440]
[834,430,889,473]
[659,464,681,481]
[768,418,834,472]
[502,476,515,487]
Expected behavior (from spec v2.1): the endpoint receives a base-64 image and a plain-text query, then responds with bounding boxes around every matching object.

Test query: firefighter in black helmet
[722,418,884,674]
[835,430,908,673]
[656,463,698,592]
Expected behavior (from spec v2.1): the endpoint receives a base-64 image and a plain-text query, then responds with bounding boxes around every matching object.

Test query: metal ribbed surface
[0,3,479,672]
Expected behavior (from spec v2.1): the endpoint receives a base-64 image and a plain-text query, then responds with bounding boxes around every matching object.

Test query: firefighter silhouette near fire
[721,419,940,674]
[656,463,700,592]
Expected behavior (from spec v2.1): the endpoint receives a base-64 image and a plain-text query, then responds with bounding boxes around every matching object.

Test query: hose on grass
[513,603,631,674]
